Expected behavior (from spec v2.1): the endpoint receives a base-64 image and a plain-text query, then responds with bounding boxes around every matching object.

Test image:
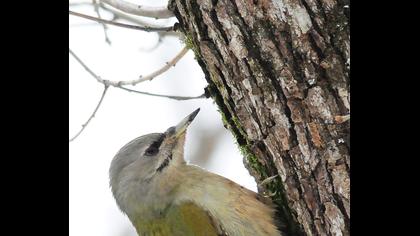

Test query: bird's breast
[133,202,221,236]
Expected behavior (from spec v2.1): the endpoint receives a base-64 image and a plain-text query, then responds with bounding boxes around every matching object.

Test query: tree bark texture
[169,0,349,235]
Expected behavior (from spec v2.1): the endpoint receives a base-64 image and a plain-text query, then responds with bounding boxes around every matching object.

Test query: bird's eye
[144,146,158,156]
[144,135,164,157]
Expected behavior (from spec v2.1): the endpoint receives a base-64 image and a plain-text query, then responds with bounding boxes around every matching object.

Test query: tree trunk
[169,0,350,235]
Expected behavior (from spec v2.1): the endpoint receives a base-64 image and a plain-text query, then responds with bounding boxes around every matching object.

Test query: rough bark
[169,0,349,235]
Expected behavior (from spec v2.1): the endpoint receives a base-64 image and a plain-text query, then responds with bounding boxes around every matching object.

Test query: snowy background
[69,1,257,235]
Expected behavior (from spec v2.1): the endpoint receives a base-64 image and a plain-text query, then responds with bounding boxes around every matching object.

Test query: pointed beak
[165,108,200,138]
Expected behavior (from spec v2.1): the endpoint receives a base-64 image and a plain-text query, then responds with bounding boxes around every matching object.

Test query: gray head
[109,108,200,217]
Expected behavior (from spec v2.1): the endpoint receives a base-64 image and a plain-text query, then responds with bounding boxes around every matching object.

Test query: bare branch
[69,49,103,83]
[93,0,111,44]
[100,3,182,38]
[100,0,174,19]
[69,22,101,27]
[70,2,173,29]
[70,2,181,40]
[69,10,173,32]
[118,86,205,100]
[69,2,92,7]
[156,31,182,39]
[135,46,189,84]
[100,3,167,27]
[69,48,204,101]
[70,84,109,142]
[102,3,182,46]
[70,46,189,86]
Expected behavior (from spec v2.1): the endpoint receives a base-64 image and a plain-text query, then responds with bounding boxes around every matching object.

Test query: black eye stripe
[144,134,165,156]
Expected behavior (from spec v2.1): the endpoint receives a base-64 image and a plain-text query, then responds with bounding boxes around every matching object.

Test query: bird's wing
[166,201,227,236]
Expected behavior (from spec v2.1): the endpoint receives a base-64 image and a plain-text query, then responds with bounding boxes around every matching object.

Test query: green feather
[134,202,221,236]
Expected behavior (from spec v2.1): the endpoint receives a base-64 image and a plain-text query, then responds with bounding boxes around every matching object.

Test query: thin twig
[93,0,111,44]
[69,84,109,142]
[69,10,173,32]
[135,46,189,84]
[69,48,204,101]
[69,22,101,27]
[70,3,181,40]
[100,3,171,28]
[118,86,205,100]
[69,49,102,82]
[100,0,174,19]
[69,2,92,7]
[100,3,182,40]
[69,46,189,86]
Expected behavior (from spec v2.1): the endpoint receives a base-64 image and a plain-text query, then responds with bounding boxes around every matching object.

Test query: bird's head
[109,108,200,216]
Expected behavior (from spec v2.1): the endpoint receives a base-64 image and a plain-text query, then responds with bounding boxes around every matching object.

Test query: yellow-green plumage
[134,202,220,236]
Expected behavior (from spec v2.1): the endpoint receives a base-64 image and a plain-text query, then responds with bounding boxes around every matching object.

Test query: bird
[109,108,284,236]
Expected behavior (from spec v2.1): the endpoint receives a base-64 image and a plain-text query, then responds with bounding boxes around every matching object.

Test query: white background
[69,1,257,236]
